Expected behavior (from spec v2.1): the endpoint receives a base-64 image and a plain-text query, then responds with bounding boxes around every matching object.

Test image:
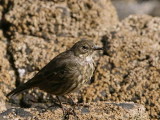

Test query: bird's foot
[63,107,79,120]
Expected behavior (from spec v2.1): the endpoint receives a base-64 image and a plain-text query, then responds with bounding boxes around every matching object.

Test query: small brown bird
[7,40,102,117]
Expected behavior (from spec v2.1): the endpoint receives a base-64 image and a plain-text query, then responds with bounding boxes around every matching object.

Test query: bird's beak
[93,46,103,50]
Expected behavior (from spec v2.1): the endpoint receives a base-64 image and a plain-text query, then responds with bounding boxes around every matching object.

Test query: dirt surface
[0,102,148,120]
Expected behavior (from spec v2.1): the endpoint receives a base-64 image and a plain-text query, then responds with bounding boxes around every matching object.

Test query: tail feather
[7,78,38,98]
[6,84,29,97]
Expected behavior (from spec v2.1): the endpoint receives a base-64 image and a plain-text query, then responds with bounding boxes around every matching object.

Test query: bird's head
[70,40,103,58]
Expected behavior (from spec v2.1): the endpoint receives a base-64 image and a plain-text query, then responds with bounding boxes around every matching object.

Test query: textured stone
[0,102,149,120]
[5,0,118,39]
[82,15,160,119]
[5,0,118,108]
[9,33,78,75]
[8,33,103,108]
[0,30,15,113]
[1,0,159,119]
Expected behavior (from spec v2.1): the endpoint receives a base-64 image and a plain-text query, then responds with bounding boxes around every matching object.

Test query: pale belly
[72,58,95,92]
[50,56,95,95]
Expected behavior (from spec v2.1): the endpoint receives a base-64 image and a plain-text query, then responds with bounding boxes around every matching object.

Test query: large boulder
[0,30,15,113]
[82,15,160,119]
[0,0,159,119]
[3,0,119,109]
[5,0,118,39]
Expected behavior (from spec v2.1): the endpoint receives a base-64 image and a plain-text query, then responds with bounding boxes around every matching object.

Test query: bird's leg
[56,96,70,119]
[68,95,76,106]
[56,96,65,115]
[68,95,79,119]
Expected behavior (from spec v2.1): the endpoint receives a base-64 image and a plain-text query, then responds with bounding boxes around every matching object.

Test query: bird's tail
[6,79,37,98]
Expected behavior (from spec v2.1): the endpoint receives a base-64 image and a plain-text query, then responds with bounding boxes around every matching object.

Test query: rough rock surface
[0,30,15,113]
[0,102,149,120]
[4,0,118,110]
[5,0,118,39]
[0,0,159,119]
[82,15,160,119]
[10,34,78,76]
[5,0,119,86]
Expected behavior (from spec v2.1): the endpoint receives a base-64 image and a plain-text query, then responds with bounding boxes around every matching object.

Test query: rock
[0,0,159,119]
[8,33,104,108]
[5,0,118,108]
[0,30,16,113]
[8,34,80,105]
[5,0,118,39]
[0,102,149,120]
[9,33,78,75]
[82,15,160,119]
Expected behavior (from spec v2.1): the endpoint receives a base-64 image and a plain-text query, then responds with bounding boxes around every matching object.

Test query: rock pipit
[7,40,103,118]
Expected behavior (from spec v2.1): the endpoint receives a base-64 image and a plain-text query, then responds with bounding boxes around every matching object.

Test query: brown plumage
[7,40,102,117]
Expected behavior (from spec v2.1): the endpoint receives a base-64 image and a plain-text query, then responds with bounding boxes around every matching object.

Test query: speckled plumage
[7,40,102,98]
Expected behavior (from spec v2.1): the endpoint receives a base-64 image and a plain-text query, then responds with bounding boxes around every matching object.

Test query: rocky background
[0,0,160,119]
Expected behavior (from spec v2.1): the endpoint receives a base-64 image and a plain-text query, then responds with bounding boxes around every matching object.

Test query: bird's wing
[34,50,79,83]
[7,51,79,97]
[36,56,81,95]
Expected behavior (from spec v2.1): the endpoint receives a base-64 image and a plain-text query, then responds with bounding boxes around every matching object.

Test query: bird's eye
[82,45,89,50]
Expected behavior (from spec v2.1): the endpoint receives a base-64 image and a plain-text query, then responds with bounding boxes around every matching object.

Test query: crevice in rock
[101,35,110,56]
[91,56,102,84]
[1,1,21,88]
